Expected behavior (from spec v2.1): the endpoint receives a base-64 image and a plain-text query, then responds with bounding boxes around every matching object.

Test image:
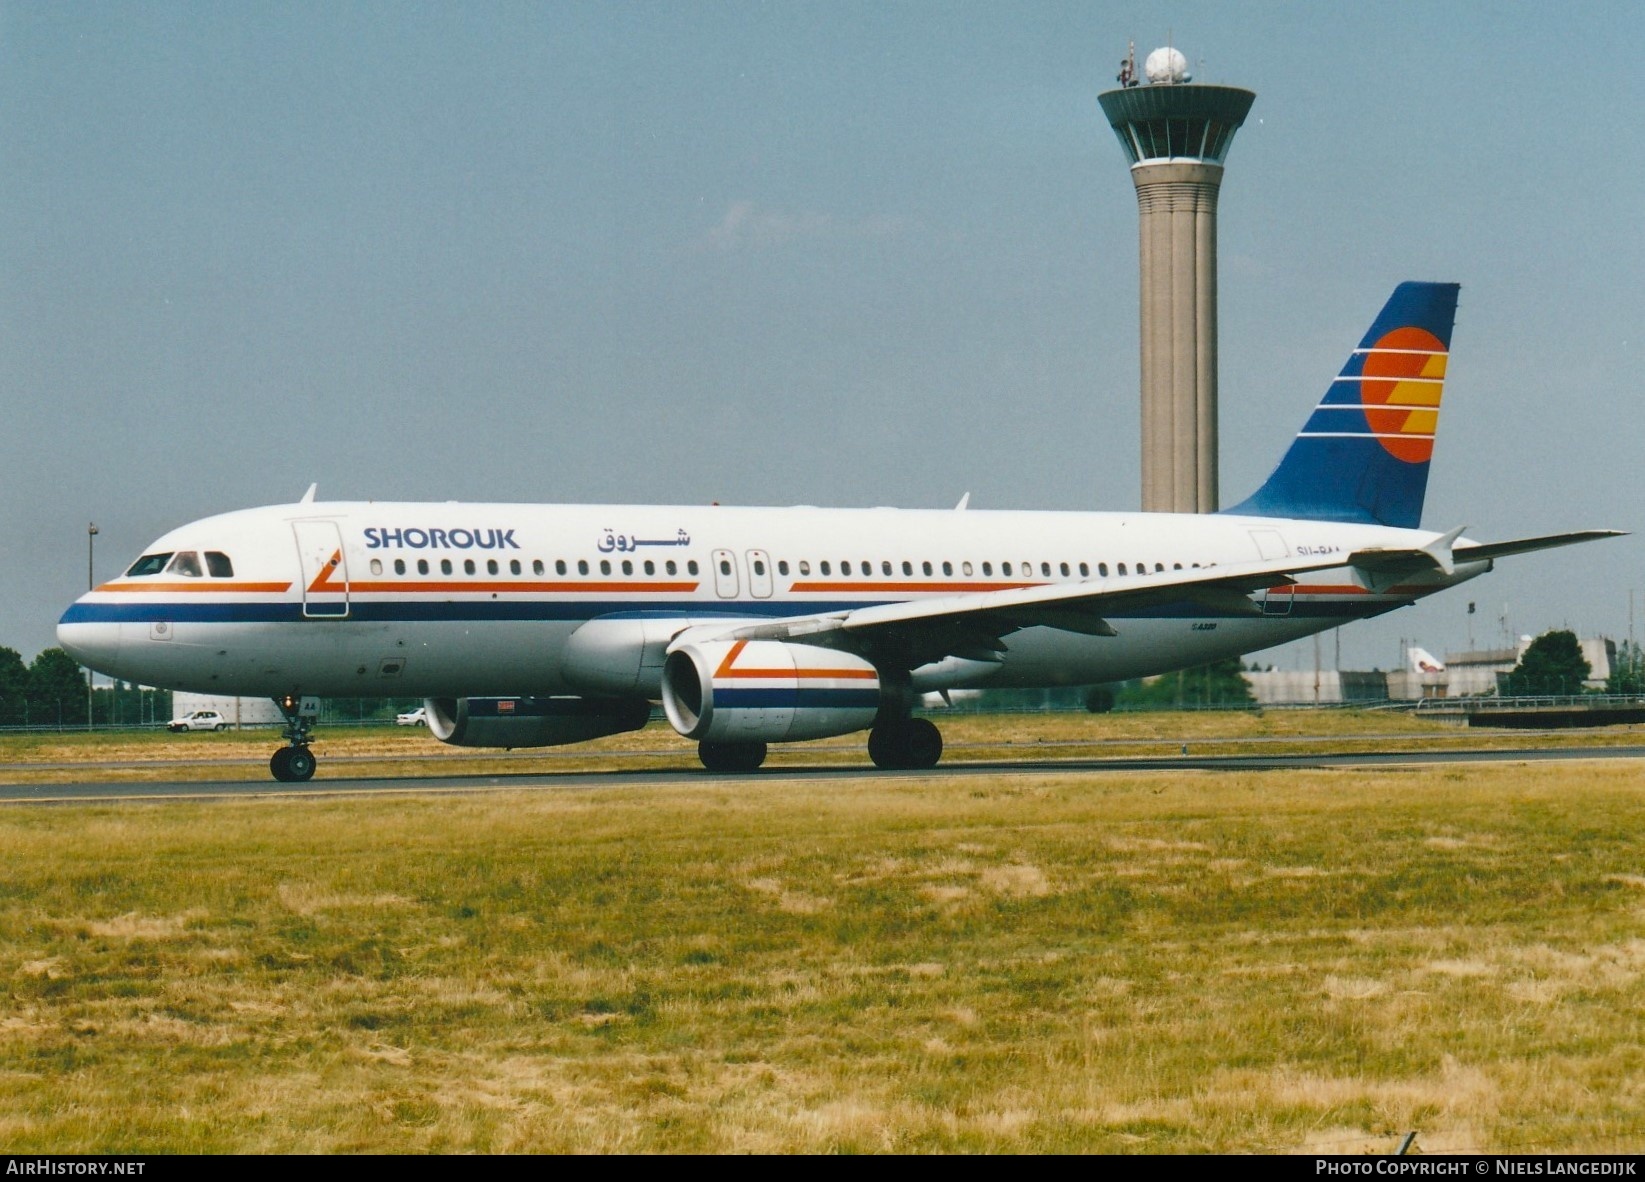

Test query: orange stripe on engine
[712,639,877,681]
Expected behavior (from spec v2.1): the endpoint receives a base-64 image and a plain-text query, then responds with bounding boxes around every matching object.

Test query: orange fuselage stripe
[97,581,293,594]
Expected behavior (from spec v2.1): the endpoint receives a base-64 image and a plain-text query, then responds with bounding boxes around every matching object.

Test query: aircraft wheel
[698,740,767,773]
[868,719,943,770]
[903,718,943,769]
[270,748,293,781]
[867,724,906,770]
[285,747,317,782]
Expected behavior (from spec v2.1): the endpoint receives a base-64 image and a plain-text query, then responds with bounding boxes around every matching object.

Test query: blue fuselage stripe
[59,595,1386,627]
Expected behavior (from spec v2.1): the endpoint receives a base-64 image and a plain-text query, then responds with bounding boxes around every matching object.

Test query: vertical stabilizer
[1224,282,1459,528]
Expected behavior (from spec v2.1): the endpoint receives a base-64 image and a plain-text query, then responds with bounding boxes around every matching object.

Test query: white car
[168,710,229,733]
[396,706,427,726]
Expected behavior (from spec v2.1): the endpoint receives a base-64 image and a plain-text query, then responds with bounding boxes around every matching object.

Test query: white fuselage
[58,500,1482,701]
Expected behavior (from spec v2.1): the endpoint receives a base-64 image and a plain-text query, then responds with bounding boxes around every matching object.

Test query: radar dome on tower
[1144,46,1190,84]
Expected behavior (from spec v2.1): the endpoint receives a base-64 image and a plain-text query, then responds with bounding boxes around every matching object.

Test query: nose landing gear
[271,694,320,782]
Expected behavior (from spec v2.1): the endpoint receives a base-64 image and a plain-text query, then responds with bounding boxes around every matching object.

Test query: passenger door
[711,548,740,599]
[293,521,350,618]
[746,549,774,598]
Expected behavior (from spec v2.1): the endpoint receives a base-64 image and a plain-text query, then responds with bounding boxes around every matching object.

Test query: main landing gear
[867,717,943,771]
[270,694,320,782]
[697,740,768,772]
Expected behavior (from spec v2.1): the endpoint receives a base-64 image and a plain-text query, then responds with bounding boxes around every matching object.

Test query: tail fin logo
[1222,281,1458,528]
[1360,326,1448,463]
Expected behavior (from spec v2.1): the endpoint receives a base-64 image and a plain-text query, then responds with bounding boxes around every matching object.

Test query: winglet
[1346,524,1467,586]
[1422,524,1467,577]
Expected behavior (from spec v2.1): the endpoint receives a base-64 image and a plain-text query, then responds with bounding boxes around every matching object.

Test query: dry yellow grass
[0,756,1641,1152]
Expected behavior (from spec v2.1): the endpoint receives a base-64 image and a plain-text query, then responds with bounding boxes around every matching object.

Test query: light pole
[86,523,98,728]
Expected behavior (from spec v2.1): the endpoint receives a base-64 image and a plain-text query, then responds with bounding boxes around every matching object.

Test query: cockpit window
[166,551,203,578]
[125,553,173,577]
[205,551,234,577]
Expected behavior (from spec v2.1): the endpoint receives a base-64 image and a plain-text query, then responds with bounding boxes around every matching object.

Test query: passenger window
[718,559,731,576]
[464,559,476,575]
[1079,562,1089,577]
[1002,562,1013,576]
[840,561,851,576]
[440,559,453,575]
[1041,562,1052,577]
[942,561,953,576]
[820,561,831,576]
[394,559,406,575]
[485,559,497,575]
[510,559,521,575]
[166,552,203,578]
[551,560,563,575]
[1156,563,1164,573]
[600,560,612,575]
[687,560,699,575]
[205,551,234,577]
[882,560,892,576]
[778,560,789,576]
[922,561,933,576]
[578,559,589,575]
[666,560,677,575]
[981,562,992,576]
[125,553,173,577]
[644,559,655,575]
[753,559,766,576]
[1061,563,1071,577]
[1173,562,1182,571]
[798,560,811,575]
[1097,563,1107,577]
[369,559,383,576]
[962,562,973,576]
[901,561,912,576]
[1117,563,1127,576]
[418,559,430,575]
[622,559,633,575]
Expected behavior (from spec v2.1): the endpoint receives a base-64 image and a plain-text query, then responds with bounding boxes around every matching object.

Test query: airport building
[1098,46,1254,513]
[1242,637,1618,705]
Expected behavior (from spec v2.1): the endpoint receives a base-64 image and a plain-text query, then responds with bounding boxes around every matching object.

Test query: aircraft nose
[57,602,123,676]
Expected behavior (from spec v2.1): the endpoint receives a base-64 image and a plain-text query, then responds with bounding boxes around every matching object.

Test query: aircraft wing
[679,555,1348,671]
[674,527,1626,671]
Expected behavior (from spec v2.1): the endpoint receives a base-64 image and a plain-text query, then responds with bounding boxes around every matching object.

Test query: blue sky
[2,1,1640,671]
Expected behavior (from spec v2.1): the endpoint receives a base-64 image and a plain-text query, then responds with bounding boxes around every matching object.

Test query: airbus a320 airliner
[58,284,1619,781]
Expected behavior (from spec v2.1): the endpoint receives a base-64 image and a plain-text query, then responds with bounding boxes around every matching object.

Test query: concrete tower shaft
[1098,82,1254,513]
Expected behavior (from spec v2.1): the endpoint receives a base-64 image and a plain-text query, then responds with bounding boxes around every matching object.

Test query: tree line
[0,646,171,728]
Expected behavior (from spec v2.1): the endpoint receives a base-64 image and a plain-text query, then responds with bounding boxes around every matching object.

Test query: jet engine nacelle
[424,695,650,748]
[660,639,881,743]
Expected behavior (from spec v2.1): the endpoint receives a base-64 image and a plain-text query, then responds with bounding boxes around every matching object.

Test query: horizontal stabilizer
[1453,530,1627,564]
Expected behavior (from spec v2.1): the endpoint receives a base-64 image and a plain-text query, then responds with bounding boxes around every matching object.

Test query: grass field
[0,718,1642,1153]
[2,708,1642,783]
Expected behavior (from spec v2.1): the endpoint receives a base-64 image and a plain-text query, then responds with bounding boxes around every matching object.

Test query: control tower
[1098,47,1254,513]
